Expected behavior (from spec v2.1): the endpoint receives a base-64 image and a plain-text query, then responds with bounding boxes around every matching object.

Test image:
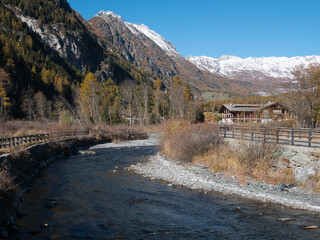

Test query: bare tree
[119,80,135,125]
[21,86,35,122]
[142,84,149,125]
[34,91,47,122]
[169,85,185,120]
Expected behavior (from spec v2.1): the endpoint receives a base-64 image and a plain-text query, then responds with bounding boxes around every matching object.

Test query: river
[11,137,320,239]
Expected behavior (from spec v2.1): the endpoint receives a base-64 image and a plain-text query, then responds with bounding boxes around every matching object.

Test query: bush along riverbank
[0,130,147,237]
[130,122,320,213]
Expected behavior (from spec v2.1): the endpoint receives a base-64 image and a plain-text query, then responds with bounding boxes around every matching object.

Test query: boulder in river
[79,150,95,155]
[44,199,57,208]
[278,218,294,222]
[304,225,318,229]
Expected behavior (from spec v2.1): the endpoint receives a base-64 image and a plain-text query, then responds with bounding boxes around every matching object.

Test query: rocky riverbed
[129,136,320,213]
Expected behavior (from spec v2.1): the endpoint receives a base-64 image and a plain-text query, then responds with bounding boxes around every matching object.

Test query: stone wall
[225,138,320,183]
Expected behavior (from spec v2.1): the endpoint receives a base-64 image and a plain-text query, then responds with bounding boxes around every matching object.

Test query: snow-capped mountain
[186,55,320,81]
[89,10,232,90]
[126,23,180,57]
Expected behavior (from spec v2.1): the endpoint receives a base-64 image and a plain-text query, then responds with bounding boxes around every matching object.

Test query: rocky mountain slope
[88,11,253,92]
[0,0,158,117]
[186,55,320,82]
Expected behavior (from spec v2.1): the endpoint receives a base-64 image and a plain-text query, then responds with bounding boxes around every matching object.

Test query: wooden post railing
[0,131,98,149]
[218,126,319,148]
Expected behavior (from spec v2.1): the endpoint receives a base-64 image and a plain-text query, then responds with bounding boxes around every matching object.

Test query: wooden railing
[0,131,93,149]
[218,126,320,147]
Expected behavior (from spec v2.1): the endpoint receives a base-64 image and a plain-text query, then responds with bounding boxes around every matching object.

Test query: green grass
[201,91,231,102]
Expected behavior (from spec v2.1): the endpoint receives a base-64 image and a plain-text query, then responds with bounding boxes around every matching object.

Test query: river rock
[310,152,320,157]
[79,150,95,155]
[237,180,249,185]
[278,183,287,191]
[45,200,57,208]
[294,167,315,182]
[278,218,294,222]
[281,158,291,166]
[304,225,318,229]
[41,223,49,229]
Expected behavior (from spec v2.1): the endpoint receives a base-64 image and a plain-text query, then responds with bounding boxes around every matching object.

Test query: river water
[11,138,320,239]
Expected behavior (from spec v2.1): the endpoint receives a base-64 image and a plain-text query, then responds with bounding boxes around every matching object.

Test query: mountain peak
[95,10,122,20]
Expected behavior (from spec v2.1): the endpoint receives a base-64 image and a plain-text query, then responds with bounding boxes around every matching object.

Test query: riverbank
[0,130,147,237]
[129,135,320,213]
[130,153,320,212]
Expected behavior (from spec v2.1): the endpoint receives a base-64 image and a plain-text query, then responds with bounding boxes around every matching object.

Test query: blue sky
[68,0,320,58]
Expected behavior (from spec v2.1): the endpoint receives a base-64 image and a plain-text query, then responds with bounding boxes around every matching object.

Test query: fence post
[251,128,254,141]
[308,129,312,147]
[232,129,235,138]
[291,128,294,145]
[224,127,227,138]
[299,128,301,140]
[276,129,279,143]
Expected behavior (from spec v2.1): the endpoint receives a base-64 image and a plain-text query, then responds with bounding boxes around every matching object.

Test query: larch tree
[101,78,119,125]
[80,72,101,123]
[290,63,320,127]
[0,68,11,119]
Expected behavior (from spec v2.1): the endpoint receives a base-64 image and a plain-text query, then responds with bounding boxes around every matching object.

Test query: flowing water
[11,138,320,239]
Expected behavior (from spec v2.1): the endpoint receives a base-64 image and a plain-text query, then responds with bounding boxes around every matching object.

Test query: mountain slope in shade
[186,55,320,81]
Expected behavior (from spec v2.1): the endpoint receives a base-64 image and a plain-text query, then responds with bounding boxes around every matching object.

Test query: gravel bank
[127,134,320,213]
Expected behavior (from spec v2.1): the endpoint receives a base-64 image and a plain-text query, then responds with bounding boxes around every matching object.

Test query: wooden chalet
[218,102,291,124]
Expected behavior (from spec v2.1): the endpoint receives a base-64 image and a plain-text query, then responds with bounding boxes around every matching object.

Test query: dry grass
[0,168,18,196]
[302,170,320,193]
[194,140,296,185]
[0,121,150,137]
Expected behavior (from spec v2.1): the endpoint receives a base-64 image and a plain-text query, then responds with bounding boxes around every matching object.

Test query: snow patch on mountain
[96,10,180,57]
[95,10,122,20]
[129,23,180,57]
[186,55,320,79]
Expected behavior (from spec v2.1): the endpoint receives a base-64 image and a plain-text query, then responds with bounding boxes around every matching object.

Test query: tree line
[0,69,203,125]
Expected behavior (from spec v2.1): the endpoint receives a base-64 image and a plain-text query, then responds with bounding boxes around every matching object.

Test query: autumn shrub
[161,123,222,162]
[238,140,281,174]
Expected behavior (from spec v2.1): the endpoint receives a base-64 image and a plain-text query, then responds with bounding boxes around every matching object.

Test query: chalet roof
[220,104,263,113]
[219,102,287,113]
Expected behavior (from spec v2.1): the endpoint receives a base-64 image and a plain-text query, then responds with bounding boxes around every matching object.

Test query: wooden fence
[218,126,320,148]
[0,131,92,149]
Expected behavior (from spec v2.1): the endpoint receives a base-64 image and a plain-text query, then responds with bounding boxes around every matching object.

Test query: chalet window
[273,110,281,114]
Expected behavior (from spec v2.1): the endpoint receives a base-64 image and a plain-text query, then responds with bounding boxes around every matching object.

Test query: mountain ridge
[186,55,320,81]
